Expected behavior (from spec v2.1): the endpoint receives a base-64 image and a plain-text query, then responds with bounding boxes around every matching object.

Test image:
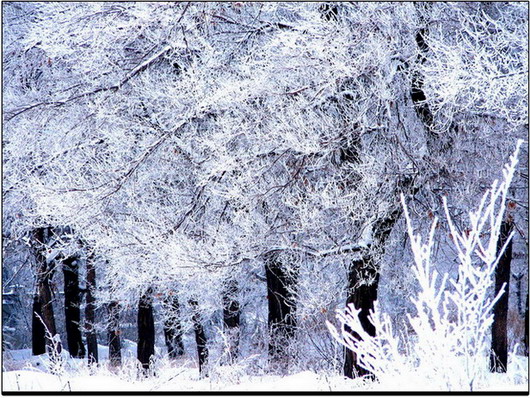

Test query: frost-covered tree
[3,2,527,383]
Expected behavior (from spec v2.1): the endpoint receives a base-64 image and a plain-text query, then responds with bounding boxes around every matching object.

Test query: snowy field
[3,345,528,392]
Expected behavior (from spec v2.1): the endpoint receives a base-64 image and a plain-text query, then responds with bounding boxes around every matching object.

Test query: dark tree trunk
[39,275,61,359]
[265,253,297,367]
[107,301,122,367]
[163,293,184,359]
[138,288,155,372]
[31,227,61,356]
[62,256,85,358]
[190,299,208,375]
[32,294,46,355]
[490,219,514,372]
[222,279,241,363]
[344,254,379,378]
[85,251,98,364]
[524,292,528,356]
[343,208,403,379]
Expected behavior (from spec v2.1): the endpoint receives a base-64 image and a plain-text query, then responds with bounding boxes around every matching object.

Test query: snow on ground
[2,347,528,392]
[1,367,362,392]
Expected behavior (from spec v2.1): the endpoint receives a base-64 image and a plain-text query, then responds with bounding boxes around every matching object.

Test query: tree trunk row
[30,219,523,378]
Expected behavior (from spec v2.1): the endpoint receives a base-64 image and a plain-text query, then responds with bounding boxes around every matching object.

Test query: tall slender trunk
[138,288,155,372]
[344,254,379,378]
[108,301,122,367]
[343,208,403,378]
[490,219,514,372]
[190,299,208,375]
[85,250,98,364]
[39,270,62,359]
[222,279,240,363]
[32,294,46,355]
[265,253,297,368]
[32,227,61,356]
[163,293,184,359]
[63,256,85,358]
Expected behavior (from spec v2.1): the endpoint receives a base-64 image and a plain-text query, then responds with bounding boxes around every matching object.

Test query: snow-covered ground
[2,345,528,392]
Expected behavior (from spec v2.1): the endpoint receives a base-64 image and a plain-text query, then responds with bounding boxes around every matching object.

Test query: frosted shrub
[328,141,523,391]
